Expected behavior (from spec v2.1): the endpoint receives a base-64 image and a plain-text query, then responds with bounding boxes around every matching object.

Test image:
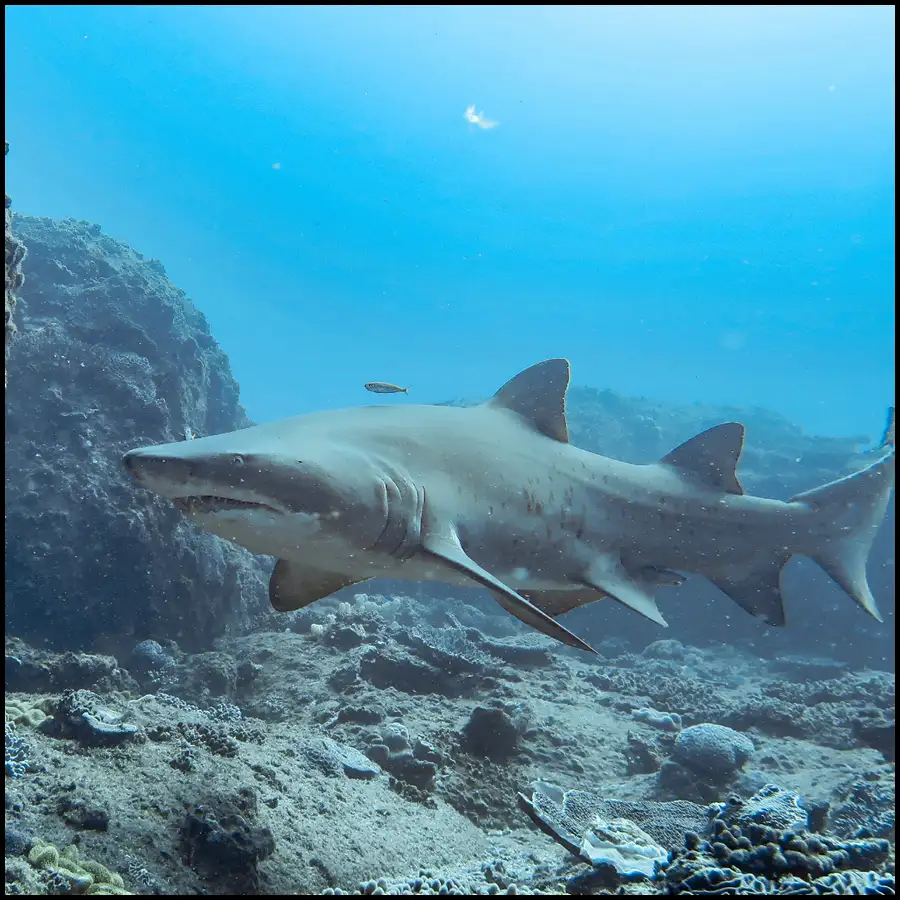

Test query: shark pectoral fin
[518,588,609,618]
[710,560,789,626]
[486,358,571,443]
[582,557,668,626]
[661,423,746,495]
[269,559,367,612]
[418,523,595,653]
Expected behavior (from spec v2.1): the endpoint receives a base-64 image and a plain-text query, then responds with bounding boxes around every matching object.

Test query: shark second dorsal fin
[487,359,571,443]
[661,423,745,495]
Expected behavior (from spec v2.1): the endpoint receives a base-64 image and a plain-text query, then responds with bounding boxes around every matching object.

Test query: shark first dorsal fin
[487,359,571,443]
[661,423,746,495]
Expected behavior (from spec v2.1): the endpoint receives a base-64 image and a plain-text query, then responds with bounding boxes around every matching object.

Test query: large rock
[5,140,27,386]
[5,215,268,654]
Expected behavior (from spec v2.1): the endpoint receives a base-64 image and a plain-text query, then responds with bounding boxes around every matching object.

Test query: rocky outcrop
[5,140,27,386]
[5,215,268,654]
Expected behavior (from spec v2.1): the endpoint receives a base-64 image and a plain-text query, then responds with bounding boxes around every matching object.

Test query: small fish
[464,104,498,129]
[364,382,409,395]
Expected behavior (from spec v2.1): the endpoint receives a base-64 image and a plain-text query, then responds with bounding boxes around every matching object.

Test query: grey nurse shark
[123,359,895,654]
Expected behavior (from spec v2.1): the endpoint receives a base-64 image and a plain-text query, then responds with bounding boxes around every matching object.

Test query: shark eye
[232,455,246,466]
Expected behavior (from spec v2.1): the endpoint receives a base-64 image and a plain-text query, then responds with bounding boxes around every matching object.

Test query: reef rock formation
[5,140,27,386]
[5,215,268,654]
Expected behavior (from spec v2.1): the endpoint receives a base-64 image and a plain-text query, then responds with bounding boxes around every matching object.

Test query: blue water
[5,5,895,438]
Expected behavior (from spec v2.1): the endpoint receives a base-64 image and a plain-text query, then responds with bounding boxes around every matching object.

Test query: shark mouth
[172,496,281,515]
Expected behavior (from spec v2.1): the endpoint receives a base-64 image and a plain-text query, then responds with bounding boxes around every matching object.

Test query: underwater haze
[4,4,895,436]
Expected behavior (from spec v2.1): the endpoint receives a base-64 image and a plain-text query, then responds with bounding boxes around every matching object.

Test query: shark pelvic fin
[710,559,789,626]
[418,499,595,653]
[661,423,745,495]
[487,358,571,443]
[582,556,668,626]
[518,587,609,618]
[269,559,366,612]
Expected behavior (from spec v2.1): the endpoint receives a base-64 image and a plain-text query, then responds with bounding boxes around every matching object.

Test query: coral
[714,784,808,832]
[43,689,139,746]
[321,861,564,895]
[5,637,131,694]
[828,772,895,840]
[852,716,894,762]
[672,724,755,777]
[625,729,665,774]
[659,724,756,801]
[518,781,710,861]
[5,695,51,728]
[129,639,177,677]
[5,720,30,777]
[26,839,133,895]
[460,705,525,761]
[301,735,383,779]
[365,721,441,791]
[641,639,689,661]
[634,707,684,732]
[712,670,895,752]
[660,784,891,894]
[180,791,275,894]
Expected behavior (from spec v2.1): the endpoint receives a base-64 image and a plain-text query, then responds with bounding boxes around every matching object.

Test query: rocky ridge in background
[5,215,268,654]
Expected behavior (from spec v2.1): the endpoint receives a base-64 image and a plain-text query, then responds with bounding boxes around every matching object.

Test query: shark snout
[123,449,195,493]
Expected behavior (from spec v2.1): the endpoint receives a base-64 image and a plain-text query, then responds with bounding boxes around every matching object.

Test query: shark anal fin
[582,557,668,626]
[710,561,789,626]
[661,423,745,495]
[486,358,571,443]
[269,559,366,613]
[510,567,684,620]
[418,502,595,653]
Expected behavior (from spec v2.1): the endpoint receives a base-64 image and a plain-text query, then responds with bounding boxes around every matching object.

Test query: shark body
[123,360,894,654]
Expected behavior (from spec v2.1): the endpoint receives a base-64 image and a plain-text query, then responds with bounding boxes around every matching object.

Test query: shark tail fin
[790,443,895,622]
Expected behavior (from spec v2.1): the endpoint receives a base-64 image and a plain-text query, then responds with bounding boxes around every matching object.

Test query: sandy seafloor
[5,589,895,895]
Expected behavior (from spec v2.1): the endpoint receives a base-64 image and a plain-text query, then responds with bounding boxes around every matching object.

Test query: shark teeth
[173,496,277,514]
